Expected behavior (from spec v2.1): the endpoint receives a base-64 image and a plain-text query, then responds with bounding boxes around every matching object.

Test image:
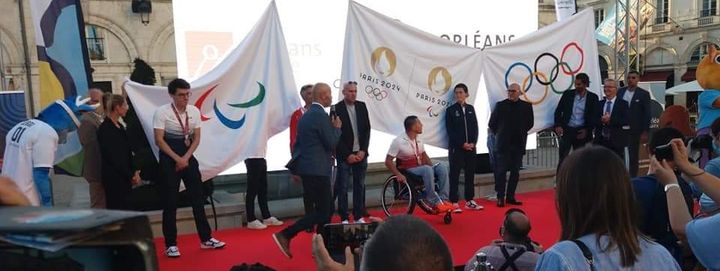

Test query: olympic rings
[520,72,549,105]
[560,42,584,75]
[504,62,533,93]
[503,41,585,101]
[365,85,388,101]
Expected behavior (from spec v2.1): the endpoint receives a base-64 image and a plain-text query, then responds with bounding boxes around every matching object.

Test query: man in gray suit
[78,88,105,208]
[273,83,341,258]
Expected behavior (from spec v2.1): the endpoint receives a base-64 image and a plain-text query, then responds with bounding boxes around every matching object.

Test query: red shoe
[435,202,453,213]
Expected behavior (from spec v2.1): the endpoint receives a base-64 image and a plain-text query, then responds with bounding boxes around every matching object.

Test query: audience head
[556,146,642,267]
[574,73,590,90]
[659,105,695,137]
[507,83,520,101]
[104,94,129,118]
[167,78,191,107]
[342,81,358,104]
[501,208,532,245]
[403,115,422,134]
[312,83,332,107]
[300,84,313,106]
[361,215,452,271]
[627,71,640,88]
[603,78,618,99]
[454,83,469,104]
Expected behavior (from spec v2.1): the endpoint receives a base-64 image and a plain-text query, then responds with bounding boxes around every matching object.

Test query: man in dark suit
[445,83,483,212]
[594,78,629,159]
[334,81,371,223]
[273,83,341,259]
[489,83,534,207]
[617,71,651,177]
[553,73,599,172]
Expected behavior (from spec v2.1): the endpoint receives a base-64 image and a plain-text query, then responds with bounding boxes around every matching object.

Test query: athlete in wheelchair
[382,116,454,223]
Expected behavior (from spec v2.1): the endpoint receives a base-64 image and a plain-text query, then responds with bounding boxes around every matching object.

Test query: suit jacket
[292,103,341,177]
[97,117,135,185]
[334,100,371,162]
[445,102,479,150]
[79,112,102,182]
[488,99,534,154]
[618,86,651,135]
[554,89,599,132]
[594,97,629,149]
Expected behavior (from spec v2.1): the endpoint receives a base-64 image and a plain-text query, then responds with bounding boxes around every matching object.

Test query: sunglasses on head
[347,81,358,85]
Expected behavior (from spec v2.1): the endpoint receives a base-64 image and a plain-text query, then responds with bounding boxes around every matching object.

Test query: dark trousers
[493,151,523,200]
[103,177,130,210]
[628,133,641,177]
[281,175,332,240]
[245,158,271,222]
[557,127,592,172]
[449,148,476,202]
[334,157,368,221]
[595,137,626,161]
[159,139,211,247]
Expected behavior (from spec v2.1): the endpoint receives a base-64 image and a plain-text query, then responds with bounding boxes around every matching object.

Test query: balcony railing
[652,23,670,32]
[698,16,716,26]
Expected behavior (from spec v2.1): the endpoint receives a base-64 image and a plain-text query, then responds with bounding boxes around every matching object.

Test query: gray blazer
[291,103,341,177]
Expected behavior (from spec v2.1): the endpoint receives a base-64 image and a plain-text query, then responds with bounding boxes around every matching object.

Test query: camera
[654,143,674,161]
[322,222,378,255]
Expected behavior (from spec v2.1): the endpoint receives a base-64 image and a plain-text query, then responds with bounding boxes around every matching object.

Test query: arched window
[689,42,719,64]
[599,55,609,81]
[85,24,106,61]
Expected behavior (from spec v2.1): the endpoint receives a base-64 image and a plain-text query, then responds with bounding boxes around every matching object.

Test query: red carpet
[155,189,560,271]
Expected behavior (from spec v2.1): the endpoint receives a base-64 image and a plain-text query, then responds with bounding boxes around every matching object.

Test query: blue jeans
[406,162,450,205]
[334,158,368,220]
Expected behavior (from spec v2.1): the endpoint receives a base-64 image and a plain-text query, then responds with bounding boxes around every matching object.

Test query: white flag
[341,1,483,149]
[125,1,299,180]
[483,8,601,133]
[555,0,577,21]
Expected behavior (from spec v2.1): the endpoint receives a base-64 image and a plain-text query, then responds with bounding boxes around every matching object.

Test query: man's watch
[664,183,680,193]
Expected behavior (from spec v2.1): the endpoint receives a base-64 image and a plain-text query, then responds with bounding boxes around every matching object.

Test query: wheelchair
[380,169,453,224]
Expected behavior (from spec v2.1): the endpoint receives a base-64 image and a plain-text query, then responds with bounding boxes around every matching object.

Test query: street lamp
[131,0,152,25]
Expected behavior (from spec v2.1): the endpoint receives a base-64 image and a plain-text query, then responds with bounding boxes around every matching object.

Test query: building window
[655,0,669,24]
[594,9,606,28]
[85,25,106,61]
[702,0,717,17]
[690,43,719,64]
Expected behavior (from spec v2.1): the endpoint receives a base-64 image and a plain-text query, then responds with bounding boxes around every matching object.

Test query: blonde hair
[103,93,125,113]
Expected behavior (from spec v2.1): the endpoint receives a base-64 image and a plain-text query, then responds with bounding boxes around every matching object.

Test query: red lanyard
[171,103,189,138]
[410,139,421,164]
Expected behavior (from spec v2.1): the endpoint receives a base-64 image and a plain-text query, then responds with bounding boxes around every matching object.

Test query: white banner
[125,2,299,180]
[554,0,577,21]
[483,8,601,133]
[341,1,483,149]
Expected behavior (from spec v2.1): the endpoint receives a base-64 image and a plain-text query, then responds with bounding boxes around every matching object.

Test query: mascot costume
[695,45,720,167]
[1,97,95,206]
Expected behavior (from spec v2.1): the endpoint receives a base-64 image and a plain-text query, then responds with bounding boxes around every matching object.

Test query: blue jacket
[445,102,479,151]
[292,103,341,177]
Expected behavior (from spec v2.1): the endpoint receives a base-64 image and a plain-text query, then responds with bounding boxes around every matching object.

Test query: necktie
[603,100,612,138]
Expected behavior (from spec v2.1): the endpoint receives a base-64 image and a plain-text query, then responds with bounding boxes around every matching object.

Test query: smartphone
[322,222,378,255]
[654,143,674,161]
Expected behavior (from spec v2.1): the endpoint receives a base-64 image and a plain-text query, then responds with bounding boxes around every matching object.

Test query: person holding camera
[698,117,720,213]
[464,208,541,271]
[650,138,720,270]
[630,128,694,262]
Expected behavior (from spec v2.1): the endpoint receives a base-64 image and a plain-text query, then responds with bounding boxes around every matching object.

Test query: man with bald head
[274,82,342,258]
[465,209,541,271]
[489,83,533,207]
[78,88,106,208]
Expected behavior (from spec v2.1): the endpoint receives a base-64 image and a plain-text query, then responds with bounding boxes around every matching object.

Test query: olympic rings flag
[125,2,300,180]
[483,8,601,134]
[341,1,483,150]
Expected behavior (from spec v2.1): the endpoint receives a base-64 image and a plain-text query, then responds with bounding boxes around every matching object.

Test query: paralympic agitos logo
[504,42,584,105]
[194,82,265,129]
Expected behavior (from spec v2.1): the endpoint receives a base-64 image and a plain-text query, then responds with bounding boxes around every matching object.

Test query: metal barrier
[523,130,560,169]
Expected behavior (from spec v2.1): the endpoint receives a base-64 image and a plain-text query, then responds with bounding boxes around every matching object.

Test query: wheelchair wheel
[443,212,452,224]
[381,175,416,216]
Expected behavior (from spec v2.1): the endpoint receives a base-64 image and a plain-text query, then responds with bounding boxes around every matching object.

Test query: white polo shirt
[387,133,425,169]
[153,103,201,140]
[1,119,58,206]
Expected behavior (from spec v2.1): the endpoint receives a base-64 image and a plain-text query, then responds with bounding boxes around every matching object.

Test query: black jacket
[554,89,599,130]
[489,99,534,154]
[445,102,479,150]
[617,86,651,134]
[594,97,629,148]
[97,117,135,187]
[334,100,371,161]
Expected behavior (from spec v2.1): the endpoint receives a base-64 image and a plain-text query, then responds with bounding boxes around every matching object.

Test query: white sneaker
[452,203,463,213]
[357,217,367,223]
[165,246,181,258]
[200,238,226,249]
[465,200,484,210]
[247,219,268,230]
[263,217,284,226]
[341,220,350,224]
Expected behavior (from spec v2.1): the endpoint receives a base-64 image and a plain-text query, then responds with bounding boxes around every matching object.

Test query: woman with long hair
[97,94,140,210]
[535,146,680,270]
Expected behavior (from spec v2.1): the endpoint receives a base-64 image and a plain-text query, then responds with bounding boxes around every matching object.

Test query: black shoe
[272,232,293,259]
[507,199,523,205]
[497,198,505,207]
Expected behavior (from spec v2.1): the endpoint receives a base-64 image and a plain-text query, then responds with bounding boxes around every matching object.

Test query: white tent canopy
[666,80,702,95]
